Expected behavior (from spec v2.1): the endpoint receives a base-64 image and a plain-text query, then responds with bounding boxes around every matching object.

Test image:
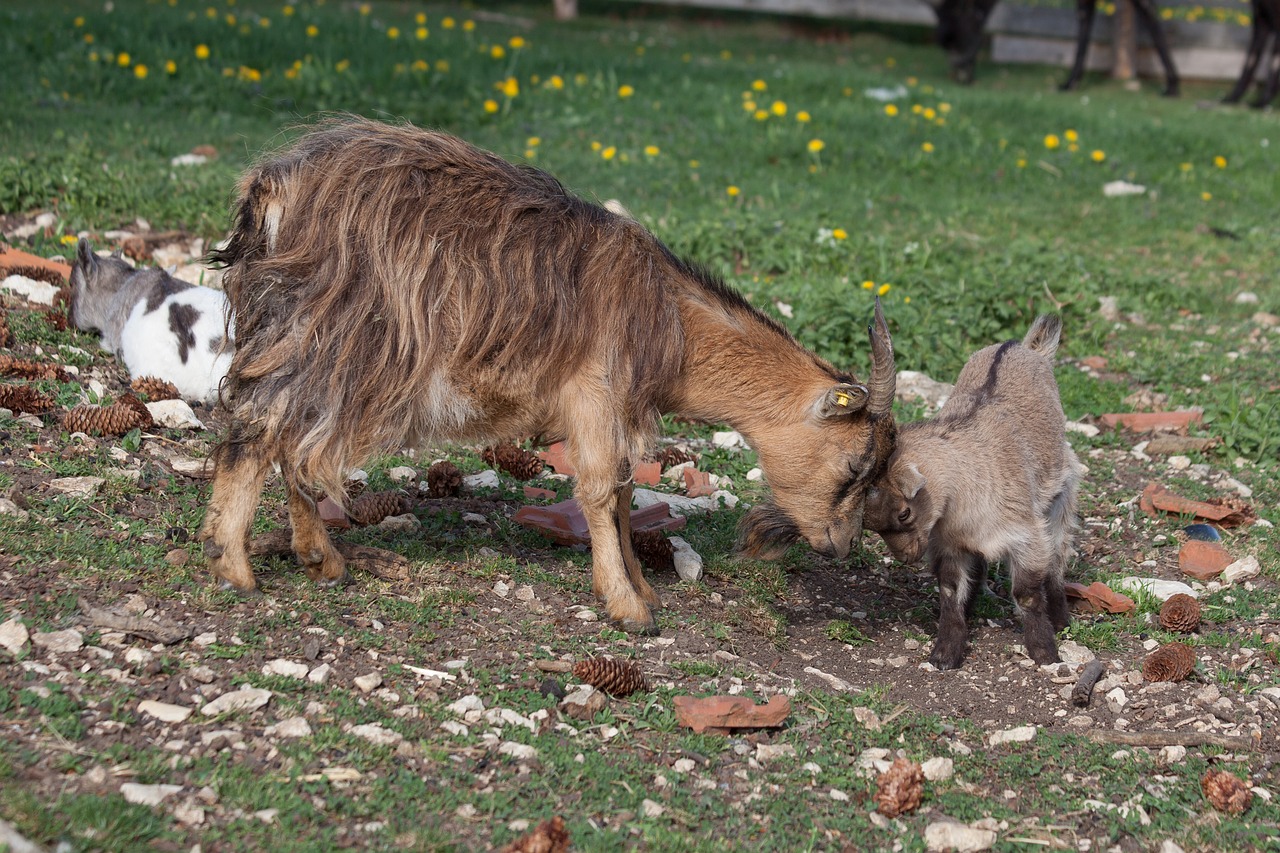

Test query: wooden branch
[1085,730,1258,750]
[248,530,411,581]
[79,598,190,645]
[1071,659,1106,708]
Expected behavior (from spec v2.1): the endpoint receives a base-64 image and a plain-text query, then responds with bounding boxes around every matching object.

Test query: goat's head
[864,456,935,565]
[930,0,1000,84]
[737,300,897,561]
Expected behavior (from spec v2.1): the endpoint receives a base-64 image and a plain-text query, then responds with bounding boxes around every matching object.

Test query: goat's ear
[76,238,96,269]
[816,383,868,419]
[898,462,927,500]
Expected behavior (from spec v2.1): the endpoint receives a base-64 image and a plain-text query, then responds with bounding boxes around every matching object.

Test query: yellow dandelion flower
[74,15,84,26]
[442,17,455,29]
[165,60,177,74]
[195,44,210,59]
[205,6,216,18]
[1016,158,1027,168]
[1214,155,1227,168]
[807,139,825,153]
[509,36,525,49]
[727,185,740,197]
[491,45,506,59]
[771,100,787,116]
[133,64,148,79]
[1201,191,1212,200]
[306,24,318,37]
[644,145,660,156]
[416,27,428,39]
[752,79,767,91]
[415,12,426,25]
[527,136,541,147]
[861,280,874,291]
[878,283,891,296]
[796,111,811,123]
[549,75,564,89]
[689,160,700,168]
[904,296,911,304]
[743,100,756,112]
[284,5,295,15]
[618,84,635,98]
[117,52,131,67]
[1044,134,1061,150]
[911,104,923,114]
[501,77,519,97]
[602,146,617,161]
[89,51,98,61]
[435,59,449,72]
[411,59,427,72]
[939,102,951,113]
[886,57,896,67]
[335,59,350,73]
[84,34,94,44]
[524,149,536,159]
[1091,149,1105,162]
[720,49,732,60]
[754,110,768,121]
[359,3,370,15]
[1064,129,1078,142]
[591,141,602,151]
[884,104,898,117]
[906,76,918,86]
[259,17,270,28]
[935,117,947,127]
[832,228,847,240]
[224,14,235,26]
[483,99,499,113]
[922,142,934,153]
[1179,162,1192,172]
[923,107,936,120]
[387,26,399,39]
[463,20,475,32]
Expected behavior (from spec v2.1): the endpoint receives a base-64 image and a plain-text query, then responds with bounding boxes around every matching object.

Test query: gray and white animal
[69,238,233,404]
[864,314,1083,669]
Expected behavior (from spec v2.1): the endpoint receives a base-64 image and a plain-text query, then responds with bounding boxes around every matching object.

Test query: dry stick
[1070,659,1107,708]
[78,598,190,645]
[1085,730,1258,750]
[247,530,410,581]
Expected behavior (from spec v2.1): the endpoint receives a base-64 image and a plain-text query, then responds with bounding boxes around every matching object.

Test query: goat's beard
[736,503,802,560]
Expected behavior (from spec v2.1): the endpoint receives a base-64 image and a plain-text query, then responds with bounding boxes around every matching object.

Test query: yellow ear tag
[835,392,850,407]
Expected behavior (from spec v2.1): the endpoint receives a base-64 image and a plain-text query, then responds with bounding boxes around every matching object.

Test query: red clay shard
[673,694,791,734]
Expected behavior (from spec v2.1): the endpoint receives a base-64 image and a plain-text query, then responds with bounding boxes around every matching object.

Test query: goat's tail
[1022,313,1062,359]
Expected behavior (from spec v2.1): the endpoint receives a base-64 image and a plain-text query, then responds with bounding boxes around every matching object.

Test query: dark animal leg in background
[1255,32,1280,107]
[1060,0,1100,91]
[1224,16,1268,102]
[1131,0,1180,95]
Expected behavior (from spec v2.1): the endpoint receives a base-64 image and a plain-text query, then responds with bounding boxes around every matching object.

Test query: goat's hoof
[316,569,351,589]
[217,577,262,597]
[928,648,966,671]
[1162,86,1180,98]
[614,615,659,636]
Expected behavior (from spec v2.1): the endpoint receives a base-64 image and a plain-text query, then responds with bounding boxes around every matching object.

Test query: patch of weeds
[671,659,720,679]
[19,685,86,741]
[824,620,872,646]
[1061,617,1124,651]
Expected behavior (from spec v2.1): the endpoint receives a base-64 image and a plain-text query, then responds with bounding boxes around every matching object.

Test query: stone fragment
[1222,555,1261,585]
[498,741,538,761]
[0,617,29,656]
[266,716,313,739]
[925,820,998,852]
[146,399,204,430]
[138,700,193,723]
[669,536,703,582]
[262,659,309,679]
[49,477,105,498]
[348,723,403,747]
[121,783,183,807]
[922,756,954,782]
[988,725,1037,747]
[353,672,383,693]
[31,629,83,654]
[200,687,271,716]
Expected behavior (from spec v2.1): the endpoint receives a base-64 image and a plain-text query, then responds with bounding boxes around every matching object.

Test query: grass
[1,0,1278,850]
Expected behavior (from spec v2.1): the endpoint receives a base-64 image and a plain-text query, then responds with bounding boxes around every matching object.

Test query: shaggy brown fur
[201,115,896,633]
[864,315,1082,669]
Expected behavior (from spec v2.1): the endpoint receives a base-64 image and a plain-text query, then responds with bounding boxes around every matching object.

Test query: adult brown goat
[200,116,897,634]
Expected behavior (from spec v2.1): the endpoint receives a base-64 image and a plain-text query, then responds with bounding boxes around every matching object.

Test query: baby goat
[864,315,1083,669]
[201,116,897,635]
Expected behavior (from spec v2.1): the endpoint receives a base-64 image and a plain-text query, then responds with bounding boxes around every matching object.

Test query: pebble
[263,659,309,680]
[386,466,417,482]
[145,399,204,430]
[922,756,954,782]
[347,723,403,747]
[31,629,84,654]
[1158,745,1186,765]
[353,672,383,693]
[573,609,599,622]
[0,498,29,521]
[924,820,997,852]
[988,725,1037,747]
[138,700,193,723]
[308,663,332,684]
[120,783,183,807]
[669,536,703,582]
[265,717,313,739]
[200,687,271,716]
[1222,556,1261,585]
[641,798,665,818]
[49,477,105,498]
[498,741,537,761]
[755,743,796,763]
[672,758,696,774]
[0,617,29,656]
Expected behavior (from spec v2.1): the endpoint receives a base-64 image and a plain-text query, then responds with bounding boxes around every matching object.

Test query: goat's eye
[898,507,912,524]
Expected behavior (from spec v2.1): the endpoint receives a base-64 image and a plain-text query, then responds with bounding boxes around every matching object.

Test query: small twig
[1085,730,1258,750]
[1071,659,1106,708]
[533,659,572,673]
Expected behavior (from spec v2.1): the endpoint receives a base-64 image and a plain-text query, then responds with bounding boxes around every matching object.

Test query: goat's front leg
[1060,0,1100,91]
[1254,40,1280,107]
[574,460,656,634]
[287,476,349,587]
[929,548,981,670]
[1223,14,1269,103]
[200,441,273,592]
[615,480,660,607]
[1131,0,1180,95]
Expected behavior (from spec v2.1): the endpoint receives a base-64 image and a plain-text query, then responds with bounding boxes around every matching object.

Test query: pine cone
[0,354,68,382]
[875,757,925,818]
[349,490,408,526]
[1159,593,1201,633]
[63,400,151,436]
[1201,769,1252,815]
[44,309,69,332]
[632,529,674,572]
[426,460,463,498]
[484,443,544,480]
[0,309,12,348]
[131,376,180,402]
[0,383,55,415]
[1142,641,1197,682]
[501,815,569,853]
[572,656,647,697]
[652,444,697,470]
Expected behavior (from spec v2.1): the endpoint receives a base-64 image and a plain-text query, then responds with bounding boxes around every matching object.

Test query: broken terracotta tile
[522,485,557,502]
[536,441,576,477]
[514,499,684,546]
[1139,483,1255,527]
[1080,356,1108,370]
[1064,581,1135,614]
[0,245,72,284]
[633,461,662,486]
[318,496,351,530]
[1099,411,1203,434]
[1179,540,1233,581]
[682,468,715,498]
[673,694,791,734]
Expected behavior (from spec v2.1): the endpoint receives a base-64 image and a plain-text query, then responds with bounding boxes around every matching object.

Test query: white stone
[828,788,850,802]
[168,457,212,478]
[1056,640,1095,665]
[493,580,510,598]
[354,672,383,693]
[1159,841,1187,853]
[0,618,29,656]
[138,700,193,723]
[1115,577,1197,602]
[146,399,205,429]
[1167,455,1191,471]
[31,629,83,654]
[514,585,536,602]
[640,798,665,818]
[864,84,908,101]
[121,783,183,807]
[755,743,796,763]
[193,632,217,646]
[462,470,500,491]
[1158,745,1186,764]
[348,723,403,747]
[1,274,59,305]
[439,720,468,736]
[924,820,998,852]
[262,659,309,679]
[170,153,209,167]
[573,608,599,622]
[1065,420,1100,437]
[746,467,763,481]
[265,716,312,738]
[922,756,954,782]
[1233,292,1260,305]
[896,370,954,410]
[672,758,696,773]
[1222,476,1253,498]
[1105,687,1128,714]
[200,687,271,716]
[803,666,853,692]
[988,725,1037,747]
[378,514,420,533]
[173,801,205,825]
[669,536,703,582]
[631,488,738,517]
[1103,180,1146,197]
[308,663,332,684]
[1222,556,1261,585]
[711,430,748,450]
[853,707,882,730]
[447,695,485,716]
[0,499,29,521]
[386,466,417,482]
[498,741,537,761]
[49,477,105,498]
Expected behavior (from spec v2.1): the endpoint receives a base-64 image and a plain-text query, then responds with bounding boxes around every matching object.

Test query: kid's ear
[898,462,926,500]
[816,383,869,419]
[76,238,96,268]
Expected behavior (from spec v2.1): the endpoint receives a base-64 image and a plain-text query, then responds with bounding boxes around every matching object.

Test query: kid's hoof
[928,651,965,671]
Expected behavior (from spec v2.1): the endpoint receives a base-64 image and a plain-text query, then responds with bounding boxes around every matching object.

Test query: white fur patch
[119,287,233,404]
[264,201,284,253]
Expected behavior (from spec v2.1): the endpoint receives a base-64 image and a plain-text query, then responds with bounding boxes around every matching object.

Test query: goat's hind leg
[929,549,982,670]
[200,440,273,592]
[1060,0,1100,91]
[1010,535,1062,665]
[1131,0,1180,95]
[616,480,660,608]
[286,475,349,587]
[575,460,656,634]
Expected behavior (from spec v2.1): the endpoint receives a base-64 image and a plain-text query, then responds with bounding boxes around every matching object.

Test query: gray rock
[200,687,271,716]
[49,477,105,498]
[669,536,703,582]
[121,782,183,807]
[31,629,84,654]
